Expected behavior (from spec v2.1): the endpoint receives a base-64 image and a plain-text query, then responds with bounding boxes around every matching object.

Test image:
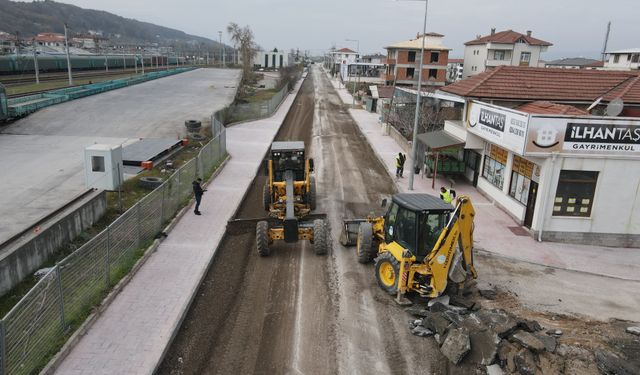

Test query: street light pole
[63,23,73,86]
[408,0,429,191]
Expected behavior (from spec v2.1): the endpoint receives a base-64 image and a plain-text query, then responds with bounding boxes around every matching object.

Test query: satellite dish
[606,98,624,117]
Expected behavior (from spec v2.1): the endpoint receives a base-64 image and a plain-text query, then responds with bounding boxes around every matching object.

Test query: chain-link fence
[0,125,227,375]
[228,84,289,123]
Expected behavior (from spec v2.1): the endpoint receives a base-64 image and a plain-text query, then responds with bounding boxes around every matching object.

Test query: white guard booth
[84,144,123,191]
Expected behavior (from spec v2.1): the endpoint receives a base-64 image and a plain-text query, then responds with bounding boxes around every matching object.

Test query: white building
[462,29,552,79]
[545,57,603,70]
[604,48,640,71]
[326,47,359,76]
[254,48,291,69]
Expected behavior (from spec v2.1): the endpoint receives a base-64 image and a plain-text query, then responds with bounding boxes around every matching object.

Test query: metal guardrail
[0,125,227,375]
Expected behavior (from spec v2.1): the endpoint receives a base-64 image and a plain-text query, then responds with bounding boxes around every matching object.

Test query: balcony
[486,59,512,67]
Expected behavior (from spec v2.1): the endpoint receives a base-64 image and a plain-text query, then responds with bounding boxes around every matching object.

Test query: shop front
[457,100,640,246]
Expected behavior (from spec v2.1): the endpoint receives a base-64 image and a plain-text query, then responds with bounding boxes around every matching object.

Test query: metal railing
[227,83,289,123]
[0,125,227,375]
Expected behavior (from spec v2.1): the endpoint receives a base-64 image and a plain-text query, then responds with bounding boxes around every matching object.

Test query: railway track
[0,66,181,86]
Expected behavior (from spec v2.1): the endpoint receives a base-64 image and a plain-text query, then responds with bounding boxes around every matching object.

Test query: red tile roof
[440,66,640,104]
[448,58,464,64]
[336,48,356,53]
[377,86,395,98]
[465,30,552,46]
[517,101,589,116]
[35,33,65,43]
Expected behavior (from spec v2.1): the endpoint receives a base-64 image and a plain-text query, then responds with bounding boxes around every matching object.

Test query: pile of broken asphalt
[405,289,640,375]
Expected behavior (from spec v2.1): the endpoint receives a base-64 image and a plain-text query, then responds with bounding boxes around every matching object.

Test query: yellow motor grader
[255,141,327,256]
[340,193,477,302]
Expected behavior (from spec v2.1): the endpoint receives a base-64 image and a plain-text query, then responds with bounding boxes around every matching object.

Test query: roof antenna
[601,21,611,63]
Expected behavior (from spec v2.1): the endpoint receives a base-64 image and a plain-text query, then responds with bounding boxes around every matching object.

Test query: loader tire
[313,219,327,255]
[308,177,317,211]
[356,223,376,264]
[262,183,271,211]
[256,221,270,257]
[375,252,400,295]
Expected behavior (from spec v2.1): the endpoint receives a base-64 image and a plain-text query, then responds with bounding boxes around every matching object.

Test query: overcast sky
[53,0,636,59]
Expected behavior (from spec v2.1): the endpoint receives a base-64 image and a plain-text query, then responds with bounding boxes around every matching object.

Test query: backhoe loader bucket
[339,219,366,246]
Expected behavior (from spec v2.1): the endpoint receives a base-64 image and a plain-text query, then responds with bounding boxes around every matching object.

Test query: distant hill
[0,0,221,48]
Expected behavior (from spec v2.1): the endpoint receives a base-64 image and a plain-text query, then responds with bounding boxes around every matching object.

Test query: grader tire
[375,252,400,295]
[262,183,271,211]
[313,219,327,255]
[256,221,270,257]
[308,177,317,211]
[356,223,376,264]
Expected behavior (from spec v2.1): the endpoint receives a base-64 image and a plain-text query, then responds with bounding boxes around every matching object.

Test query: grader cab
[255,141,327,256]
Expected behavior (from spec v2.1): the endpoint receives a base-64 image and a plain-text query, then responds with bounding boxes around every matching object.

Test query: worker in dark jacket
[192,178,206,215]
[440,186,455,205]
[396,152,406,178]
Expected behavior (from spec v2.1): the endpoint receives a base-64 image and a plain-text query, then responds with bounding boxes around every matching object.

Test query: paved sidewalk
[325,72,640,281]
[54,78,306,375]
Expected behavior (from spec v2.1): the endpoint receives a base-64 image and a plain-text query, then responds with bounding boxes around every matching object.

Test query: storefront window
[553,170,598,217]
[482,145,508,189]
[509,155,536,205]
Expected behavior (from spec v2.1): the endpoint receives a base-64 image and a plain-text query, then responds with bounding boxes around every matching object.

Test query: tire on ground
[374,252,400,295]
[356,222,376,264]
[262,183,271,211]
[185,120,202,132]
[138,176,164,190]
[313,219,327,255]
[256,221,270,257]
[308,177,317,210]
[188,133,206,141]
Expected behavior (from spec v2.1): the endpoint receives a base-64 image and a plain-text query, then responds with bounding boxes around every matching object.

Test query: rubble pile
[406,290,640,374]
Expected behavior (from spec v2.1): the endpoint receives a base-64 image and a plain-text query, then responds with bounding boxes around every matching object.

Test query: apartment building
[604,48,640,71]
[462,29,552,78]
[382,32,450,87]
[447,58,464,83]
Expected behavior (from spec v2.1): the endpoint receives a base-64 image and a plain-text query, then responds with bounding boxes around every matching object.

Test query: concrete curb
[40,154,231,375]
[151,74,308,374]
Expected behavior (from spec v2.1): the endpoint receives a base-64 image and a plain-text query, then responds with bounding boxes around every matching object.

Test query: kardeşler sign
[525,116,640,156]
[467,101,529,154]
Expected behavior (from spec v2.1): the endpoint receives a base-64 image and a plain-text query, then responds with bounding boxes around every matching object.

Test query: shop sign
[525,116,640,156]
[467,101,529,154]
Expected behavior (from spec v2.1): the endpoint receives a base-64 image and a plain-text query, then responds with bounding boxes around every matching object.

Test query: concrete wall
[0,191,107,295]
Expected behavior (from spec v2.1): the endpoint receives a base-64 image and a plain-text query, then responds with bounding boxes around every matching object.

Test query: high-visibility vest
[440,190,453,204]
[396,156,402,168]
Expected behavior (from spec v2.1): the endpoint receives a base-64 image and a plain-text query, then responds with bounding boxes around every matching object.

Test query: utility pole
[141,53,145,74]
[408,0,429,191]
[601,21,611,63]
[346,39,359,108]
[32,39,39,84]
[218,31,223,67]
[64,23,73,86]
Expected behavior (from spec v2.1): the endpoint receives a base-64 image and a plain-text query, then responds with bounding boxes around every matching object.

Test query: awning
[416,130,465,151]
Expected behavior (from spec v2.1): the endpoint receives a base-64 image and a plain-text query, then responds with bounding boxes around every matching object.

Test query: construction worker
[440,186,455,205]
[395,152,406,178]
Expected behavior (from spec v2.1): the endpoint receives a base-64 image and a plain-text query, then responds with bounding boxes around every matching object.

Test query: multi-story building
[382,32,450,87]
[447,58,464,83]
[0,31,17,55]
[326,47,359,76]
[545,57,603,70]
[462,29,552,78]
[604,48,640,70]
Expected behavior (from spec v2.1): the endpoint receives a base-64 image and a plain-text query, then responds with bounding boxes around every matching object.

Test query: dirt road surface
[157,67,458,374]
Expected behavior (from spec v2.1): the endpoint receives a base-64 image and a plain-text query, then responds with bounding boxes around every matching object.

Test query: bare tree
[227,22,257,82]
[388,100,447,140]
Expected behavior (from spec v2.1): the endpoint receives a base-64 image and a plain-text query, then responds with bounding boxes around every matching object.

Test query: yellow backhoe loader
[255,141,327,256]
[340,193,477,302]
